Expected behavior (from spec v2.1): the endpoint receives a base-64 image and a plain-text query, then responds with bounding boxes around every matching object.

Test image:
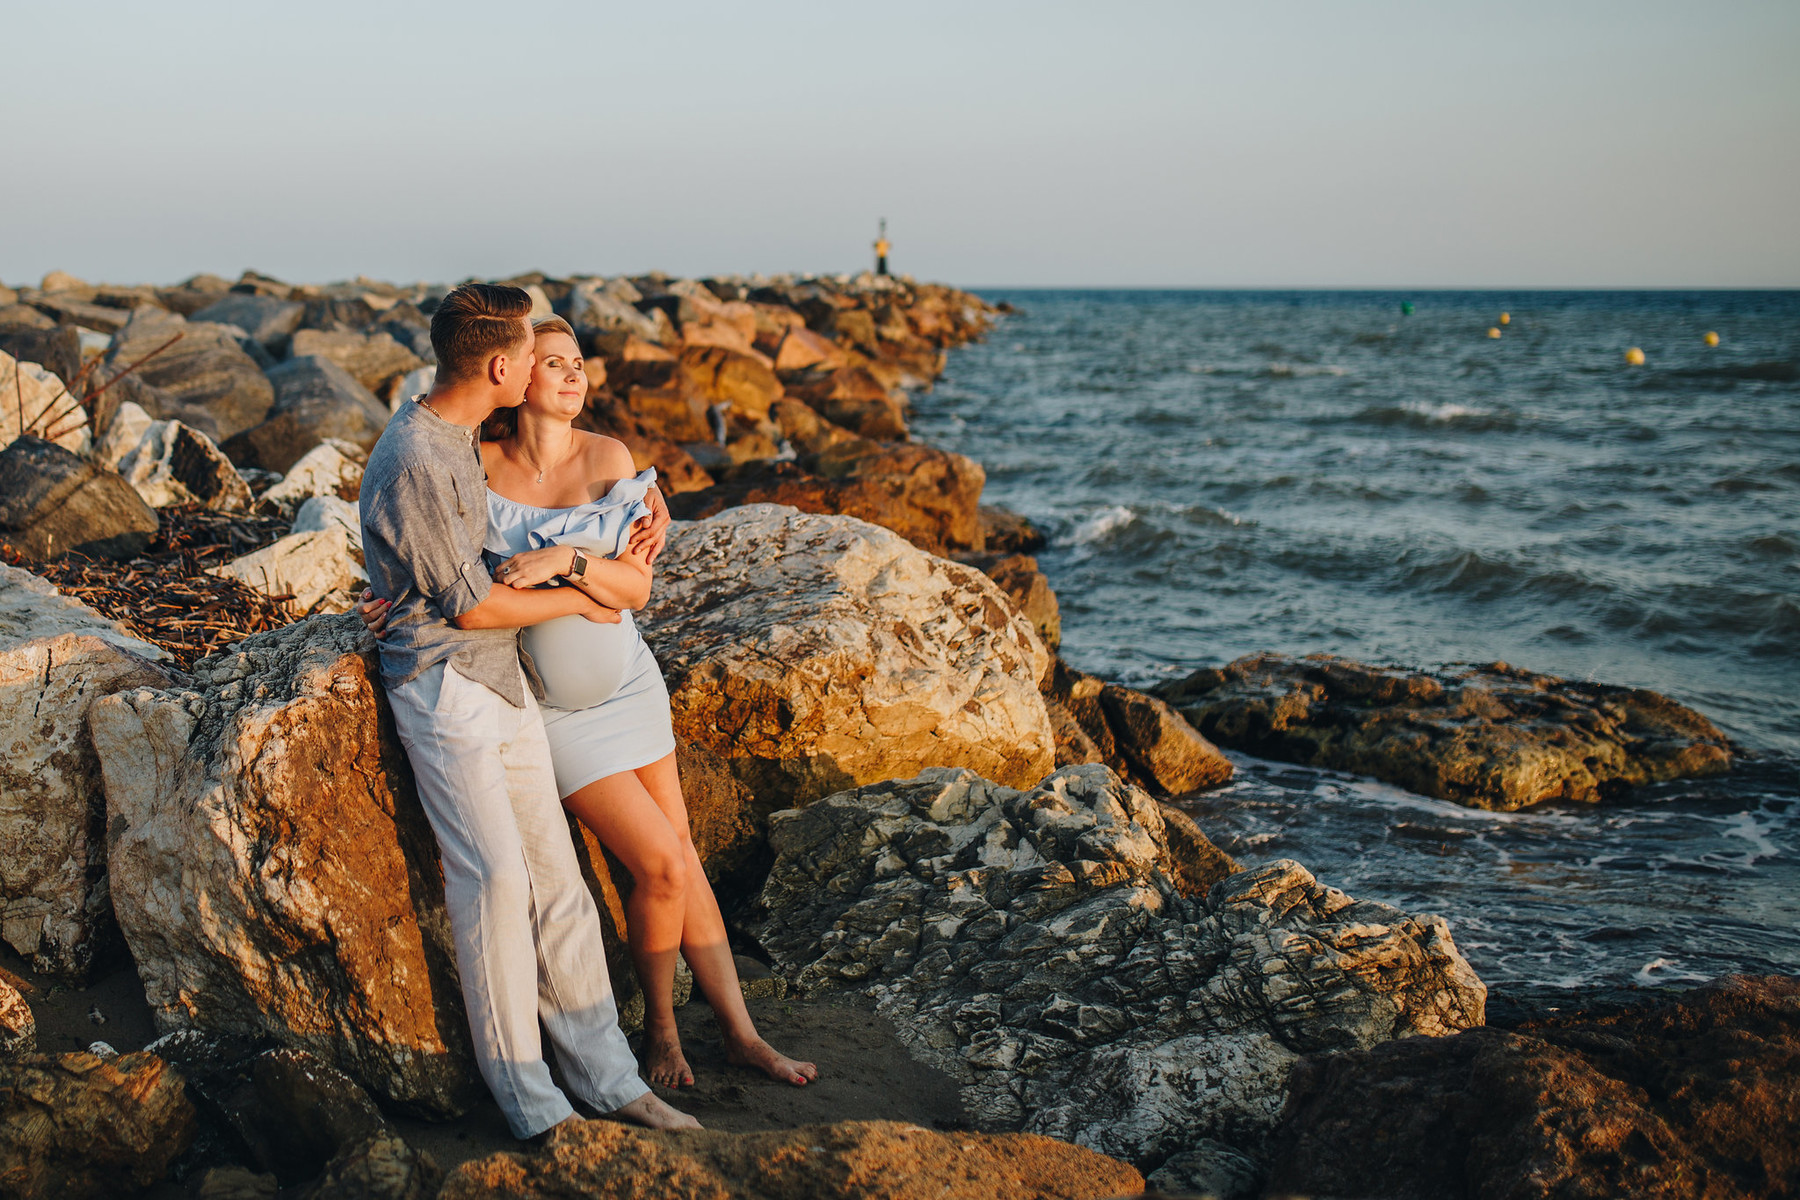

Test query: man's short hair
[431,283,534,382]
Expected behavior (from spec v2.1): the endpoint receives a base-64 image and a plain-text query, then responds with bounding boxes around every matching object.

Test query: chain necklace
[520,433,576,485]
[417,395,475,445]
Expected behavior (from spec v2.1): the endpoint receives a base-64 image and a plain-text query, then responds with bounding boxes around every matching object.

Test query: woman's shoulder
[575,431,637,479]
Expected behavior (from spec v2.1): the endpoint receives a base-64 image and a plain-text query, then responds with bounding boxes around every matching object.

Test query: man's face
[496,318,536,408]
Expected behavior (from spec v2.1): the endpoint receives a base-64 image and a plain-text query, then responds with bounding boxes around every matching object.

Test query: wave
[1184,362,1350,379]
[1057,504,1136,547]
[1659,360,1800,385]
[1349,402,1519,432]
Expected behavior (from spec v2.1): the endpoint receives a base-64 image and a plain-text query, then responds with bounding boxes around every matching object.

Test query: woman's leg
[562,769,693,1087]
[632,754,819,1086]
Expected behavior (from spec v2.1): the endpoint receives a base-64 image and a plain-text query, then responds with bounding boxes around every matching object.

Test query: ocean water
[911,289,1800,1001]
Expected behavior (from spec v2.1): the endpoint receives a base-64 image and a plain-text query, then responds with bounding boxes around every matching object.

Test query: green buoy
[1401,301,1415,315]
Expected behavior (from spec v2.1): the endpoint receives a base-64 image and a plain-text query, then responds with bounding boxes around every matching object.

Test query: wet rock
[0,564,172,979]
[289,329,425,398]
[749,764,1485,1162]
[1159,653,1734,810]
[190,293,306,355]
[1263,973,1800,1200]
[0,1050,197,1200]
[90,616,483,1116]
[0,977,35,1057]
[115,418,253,511]
[253,437,366,518]
[977,505,1047,555]
[668,439,985,558]
[639,506,1053,810]
[1,348,88,454]
[0,436,159,562]
[958,551,1060,649]
[222,355,388,474]
[298,1132,443,1200]
[97,308,274,443]
[440,1118,1142,1200]
[1044,660,1233,797]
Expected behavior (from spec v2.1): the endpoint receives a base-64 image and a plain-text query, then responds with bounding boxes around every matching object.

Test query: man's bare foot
[609,1090,700,1130]
[725,1035,819,1086]
[642,1028,694,1088]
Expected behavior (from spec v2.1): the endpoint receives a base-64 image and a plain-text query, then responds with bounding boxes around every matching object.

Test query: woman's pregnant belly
[522,612,641,711]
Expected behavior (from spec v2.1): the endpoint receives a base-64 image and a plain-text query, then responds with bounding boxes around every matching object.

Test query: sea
[910,289,1800,1008]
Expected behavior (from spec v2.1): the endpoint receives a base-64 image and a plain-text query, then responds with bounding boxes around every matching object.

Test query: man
[358,282,694,1137]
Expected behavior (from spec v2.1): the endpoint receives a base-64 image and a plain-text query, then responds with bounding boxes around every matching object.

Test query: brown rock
[574,396,714,494]
[90,616,483,1116]
[979,505,1047,553]
[1264,974,1800,1200]
[676,345,782,422]
[623,382,710,443]
[769,397,856,457]
[772,326,849,373]
[1159,653,1733,810]
[957,551,1060,649]
[749,303,805,356]
[1099,684,1233,795]
[1155,801,1239,897]
[97,307,275,443]
[0,1050,197,1200]
[222,355,389,474]
[298,1132,442,1200]
[0,978,34,1058]
[783,366,907,439]
[440,1118,1143,1200]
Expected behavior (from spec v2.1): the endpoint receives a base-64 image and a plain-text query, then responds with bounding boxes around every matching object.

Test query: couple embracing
[357,282,813,1140]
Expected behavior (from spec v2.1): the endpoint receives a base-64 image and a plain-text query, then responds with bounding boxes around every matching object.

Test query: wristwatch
[568,548,589,579]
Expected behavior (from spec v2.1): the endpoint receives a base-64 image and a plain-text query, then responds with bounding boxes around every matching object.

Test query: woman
[364,317,815,1092]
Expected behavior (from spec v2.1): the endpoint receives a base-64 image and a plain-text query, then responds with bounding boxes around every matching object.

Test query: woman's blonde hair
[480,316,584,442]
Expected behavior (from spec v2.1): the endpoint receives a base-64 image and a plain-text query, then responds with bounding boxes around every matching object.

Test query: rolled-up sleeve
[363,465,491,619]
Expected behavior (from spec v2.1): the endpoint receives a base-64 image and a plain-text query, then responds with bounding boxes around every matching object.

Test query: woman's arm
[492,544,652,611]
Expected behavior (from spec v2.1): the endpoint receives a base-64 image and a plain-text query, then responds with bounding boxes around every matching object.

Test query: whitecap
[1058,505,1136,547]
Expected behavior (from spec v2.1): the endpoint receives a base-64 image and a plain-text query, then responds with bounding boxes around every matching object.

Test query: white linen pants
[385,660,647,1137]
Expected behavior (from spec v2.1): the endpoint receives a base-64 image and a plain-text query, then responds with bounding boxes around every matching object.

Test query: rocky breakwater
[1159,653,1735,810]
[746,763,1487,1183]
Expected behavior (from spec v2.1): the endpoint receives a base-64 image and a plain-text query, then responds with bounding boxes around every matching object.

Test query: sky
[2,0,1796,288]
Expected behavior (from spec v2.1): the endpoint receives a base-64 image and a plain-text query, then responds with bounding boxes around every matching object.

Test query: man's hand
[356,588,392,636]
[580,599,624,624]
[628,484,672,564]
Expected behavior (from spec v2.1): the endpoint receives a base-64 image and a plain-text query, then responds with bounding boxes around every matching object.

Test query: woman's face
[522,330,586,420]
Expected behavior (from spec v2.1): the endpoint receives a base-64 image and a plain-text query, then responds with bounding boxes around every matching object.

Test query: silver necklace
[522,436,574,485]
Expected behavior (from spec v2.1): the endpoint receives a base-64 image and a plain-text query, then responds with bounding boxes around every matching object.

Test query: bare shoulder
[575,431,637,484]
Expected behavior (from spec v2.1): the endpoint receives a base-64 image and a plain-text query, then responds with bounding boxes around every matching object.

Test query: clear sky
[3,0,1796,288]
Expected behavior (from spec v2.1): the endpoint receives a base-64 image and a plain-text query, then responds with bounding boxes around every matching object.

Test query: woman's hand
[580,600,625,624]
[628,485,672,564]
[494,546,577,589]
[356,588,392,635]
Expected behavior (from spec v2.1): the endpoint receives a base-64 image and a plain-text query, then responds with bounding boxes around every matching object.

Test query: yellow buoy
[1499,312,1511,325]
[1704,331,1720,347]
[1625,347,1646,366]
[1488,327,1502,339]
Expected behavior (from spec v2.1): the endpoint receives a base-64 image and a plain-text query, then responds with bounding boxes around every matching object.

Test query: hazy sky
[3,1,1796,288]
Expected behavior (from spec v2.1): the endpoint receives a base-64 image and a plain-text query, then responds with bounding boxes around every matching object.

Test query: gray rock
[0,325,81,390]
[221,355,388,474]
[288,329,423,398]
[190,294,306,355]
[1146,1139,1262,1200]
[115,419,253,511]
[96,308,274,442]
[749,763,1487,1164]
[0,437,159,562]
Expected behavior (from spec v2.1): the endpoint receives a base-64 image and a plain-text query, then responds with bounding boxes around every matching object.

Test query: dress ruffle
[484,467,658,567]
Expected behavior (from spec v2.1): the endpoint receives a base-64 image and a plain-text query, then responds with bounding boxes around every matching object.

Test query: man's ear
[487,352,508,386]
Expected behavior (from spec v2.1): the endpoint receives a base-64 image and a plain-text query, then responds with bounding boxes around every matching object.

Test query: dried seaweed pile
[5,506,300,669]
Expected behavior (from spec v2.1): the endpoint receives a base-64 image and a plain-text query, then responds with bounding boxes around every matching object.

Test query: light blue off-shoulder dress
[484,467,677,797]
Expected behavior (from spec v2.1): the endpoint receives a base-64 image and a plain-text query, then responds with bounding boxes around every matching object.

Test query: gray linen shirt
[359,399,528,706]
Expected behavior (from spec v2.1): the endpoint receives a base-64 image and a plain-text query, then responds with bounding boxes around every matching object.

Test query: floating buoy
[1625,347,1646,366]
[1704,331,1720,347]
[1401,301,1415,315]
[1488,327,1502,339]
[1499,312,1511,325]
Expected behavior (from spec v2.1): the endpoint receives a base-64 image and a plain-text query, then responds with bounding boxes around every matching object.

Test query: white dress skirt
[484,468,677,798]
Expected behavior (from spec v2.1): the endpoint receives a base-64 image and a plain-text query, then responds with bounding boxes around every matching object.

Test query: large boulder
[0,1050,197,1200]
[674,345,783,422]
[190,293,306,355]
[1159,653,1734,810]
[958,552,1060,649]
[114,418,253,511]
[89,616,483,1117]
[208,518,366,615]
[440,1119,1143,1200]
[222,355,388,474]
[253,438,366,519]
[289,329,424,398]
[638,506,1054,810]
[749,764,1486,1165]
[1264,974,1800,1200]
[0,436,159,562]
[0,564,172,979]
[97,308,274,443]
[783,366,909,439]
[1044,659,1233,796]
[667,440,986,559]
[0,349,88,454]
[0,329,82,416]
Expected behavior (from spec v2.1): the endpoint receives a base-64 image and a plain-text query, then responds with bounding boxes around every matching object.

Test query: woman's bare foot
[725,1035,819,1086]
[609,1091,700,1130]
[641,1028,694,1088]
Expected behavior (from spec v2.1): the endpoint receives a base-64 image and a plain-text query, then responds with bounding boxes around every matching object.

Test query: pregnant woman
[366,317,815,1092]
